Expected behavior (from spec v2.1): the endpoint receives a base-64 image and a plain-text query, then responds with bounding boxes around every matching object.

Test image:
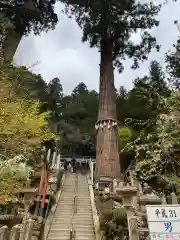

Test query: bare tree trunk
[2,0,36,63]
[95,35,121,180]
[3,28,23,63]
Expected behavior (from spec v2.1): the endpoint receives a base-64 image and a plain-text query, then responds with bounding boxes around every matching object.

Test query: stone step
[57,197,74,200]
[75,237,95,240]
[77,198,91,201]
[48,235,95,240]
[50,223,94,230]
[76,205,92,208]
[52,220,72,225]
[53,217,93,222]
[76,210,92,214]
[48,229,70,235]
[56,204,73,208]
[58,197,74,200]
[53,214,72,218]
[49,228,94,235]
[57,203,74,206]
[48,232,95,239]
[56,207,92,211]
[57,202,74,205]
[56,206,73,209]
[47,234,70,240]
[53,215,73,218]
[48,173,95,240]
[52,219,93,225]
[74,213,93,217]
[54,210,73,213]
[75,233,95,239]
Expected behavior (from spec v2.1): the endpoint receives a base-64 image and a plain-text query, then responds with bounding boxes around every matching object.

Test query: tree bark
[2,0,36,63]
[2,28,23,63]
[95,34,121,180]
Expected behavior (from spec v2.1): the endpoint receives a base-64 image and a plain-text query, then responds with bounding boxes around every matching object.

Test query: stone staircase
[47,172,96,240]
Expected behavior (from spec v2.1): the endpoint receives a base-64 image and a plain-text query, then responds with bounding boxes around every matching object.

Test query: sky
[14,1,180,94]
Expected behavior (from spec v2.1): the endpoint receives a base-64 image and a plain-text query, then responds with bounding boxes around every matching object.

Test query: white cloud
[15,1,180,94]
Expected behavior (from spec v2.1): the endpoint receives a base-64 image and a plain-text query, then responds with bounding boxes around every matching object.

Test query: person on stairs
[71,157,77,172]
[64,159,68,170]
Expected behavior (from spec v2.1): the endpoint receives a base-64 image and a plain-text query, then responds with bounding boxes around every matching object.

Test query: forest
[1,0,180,200]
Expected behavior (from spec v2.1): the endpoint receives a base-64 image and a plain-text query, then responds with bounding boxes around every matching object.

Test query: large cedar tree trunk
[2,0,35,62]
[3,28,23,63]
[95,35,121,180]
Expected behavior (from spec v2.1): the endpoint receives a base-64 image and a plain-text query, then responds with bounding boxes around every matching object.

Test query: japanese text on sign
[146,205,180,240]
[155,209,177,219]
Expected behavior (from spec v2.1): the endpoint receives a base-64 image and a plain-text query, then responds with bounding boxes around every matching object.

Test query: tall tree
[1,0,58,61]
[149,60,170,96]
[72,82,88,96]
[47,77,64,131]
[166,38,180,89]
[57,83,98,156]
[60,0,160,180]
[116,86,128,125]
[126,61,170,133]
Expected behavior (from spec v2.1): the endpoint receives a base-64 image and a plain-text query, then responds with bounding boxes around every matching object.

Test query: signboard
[146,205,180,240]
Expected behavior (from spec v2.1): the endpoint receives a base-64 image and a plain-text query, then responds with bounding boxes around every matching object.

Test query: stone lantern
[116,185,138,208]
[17,188,39,214]
[139,184,161,213]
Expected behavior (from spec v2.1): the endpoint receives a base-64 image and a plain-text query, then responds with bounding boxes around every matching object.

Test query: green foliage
[0,62,57,154]
[61,0,160,71]
[1,63,49,102]
[118,127,132,149]
[123,92,180,185]
[1,0,58,35]
[55,82,98,156]
[124,61,170,135]
[99,208,127,240]
[0,155,32,204]
[166,38,180,89]
[0,96,56,153]
[0,13,12,35]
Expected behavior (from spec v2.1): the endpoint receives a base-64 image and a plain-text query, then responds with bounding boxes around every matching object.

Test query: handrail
[45,171,66,239]
[69,172,78,240]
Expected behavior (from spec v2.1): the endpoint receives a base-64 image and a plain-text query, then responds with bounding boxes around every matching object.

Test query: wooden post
[0,226,8,240]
